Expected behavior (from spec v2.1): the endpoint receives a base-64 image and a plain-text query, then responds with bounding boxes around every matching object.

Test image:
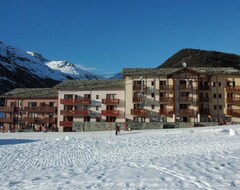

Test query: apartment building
[122,66,240,124]
[0,88,58,131]
[54,79,125,132]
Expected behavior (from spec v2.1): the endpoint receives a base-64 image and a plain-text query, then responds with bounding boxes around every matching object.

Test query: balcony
[131,109,147,116]
[199,97,209,102]
[199,86,210,91]
[180,97,192,103]
[159,85,173,91]
[159,97,173,103]
[60,110,89,116]
[159,109,174,116]
[102,98,120,104]
[227,109,240,117]
[23,117,44,123]
[200,109,210,115]
[132,97,145,103]
[180,85,193,91]
[0,106,15,112]
[226,97,240,104]
[60,98,91,105]
[133,84,146,91]
[101,110,119,116]
[60,121,73,127]
[226,86,240,92]
[179,109,194,116]
[24,106,57,113]
[44,117,57,123]
[0,117,14,123]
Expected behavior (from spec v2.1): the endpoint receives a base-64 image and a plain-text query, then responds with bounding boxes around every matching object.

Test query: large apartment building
[123,66,240,124]
[54,80,125,132]
[0,88,58,131]
[1,66,240,132]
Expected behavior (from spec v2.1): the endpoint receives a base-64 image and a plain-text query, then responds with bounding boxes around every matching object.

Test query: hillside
[158,48,240,69]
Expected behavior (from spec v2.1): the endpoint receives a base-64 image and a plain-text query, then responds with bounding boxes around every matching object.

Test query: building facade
[0,88,58,131]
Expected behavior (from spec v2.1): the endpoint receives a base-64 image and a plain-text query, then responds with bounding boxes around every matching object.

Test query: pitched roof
[0,88,58,98]
[54,79,125,90]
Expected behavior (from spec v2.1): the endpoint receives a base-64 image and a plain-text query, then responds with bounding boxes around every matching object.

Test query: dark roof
[122,67,240,77]
[54,79,125,90]
[0,88,58,98]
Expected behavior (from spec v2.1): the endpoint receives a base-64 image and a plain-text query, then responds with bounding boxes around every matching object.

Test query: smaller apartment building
[0,88,58,131]
[54,80,125,132]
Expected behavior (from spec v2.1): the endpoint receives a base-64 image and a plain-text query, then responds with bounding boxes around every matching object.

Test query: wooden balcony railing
[227,109,240,117]
[159,85,173,91]
[180,97,192,102]
[159,97,173,103]
[0,106,15,112]
[159,109,174,116]
[200,109,210,115]
[43,117,57,123]
[102,99,120,104]
[23,117,43,123]
[226,98,240,104]
[0,117,14,123]
[24,106,57,113]
[101,110,119,116]
[226,86,240,92]
[132,97,145,103]
[199,97,209,102]
[60,110,89,116]
[179,109,194,116]
[180,85,193,90]
[133,84,146,91]
[199,86,210,91]
[131,109,147,116]
[60,98,91,105]
[60,121,73,127]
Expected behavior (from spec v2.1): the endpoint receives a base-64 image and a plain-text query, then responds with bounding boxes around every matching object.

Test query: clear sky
[1,0,240,76]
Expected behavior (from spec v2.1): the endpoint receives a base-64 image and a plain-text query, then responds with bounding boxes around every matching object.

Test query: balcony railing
[227,109,240,116]
[159,97,173,103]
[132,97,145,103]
[159,109,174,116]
[199,97,209,102]
[180,97,192,103]
[180,85,193,90]
[200,109,210,115]
[226,86,240,91]
[179,109,194,116]
[0,117,14,123]
[44,117,57,123]
[199,86,210,91]
[60,121,73,127]
[102,98,120,104]
[24,106,57,113]
[101,110,119,116]
[23,117,43,123]
[60,98,91,105]
[131,109,147,116]
[159,85,173,91]
[226,97,240,104]
[60,110,89,116]
[133,84,146,91]
[0,106,15,112]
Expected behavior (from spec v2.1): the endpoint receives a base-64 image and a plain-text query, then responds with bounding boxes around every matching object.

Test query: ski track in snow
[0,126,240,189]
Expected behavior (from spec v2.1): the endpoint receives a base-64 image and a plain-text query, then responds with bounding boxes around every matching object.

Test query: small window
[213,93,216,98]
[219,94,222,99]
[213,82,216,87]
[214,105,217,110]
[96,95,99,99]
[151,93,155,98]
[219,82,222,87]
[219,105,222,110]
[151,105,155,110]
[151,81,154,86]
[96,106,99,111]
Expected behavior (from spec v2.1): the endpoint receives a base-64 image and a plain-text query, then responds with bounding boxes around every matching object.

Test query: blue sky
[1,0,240,76]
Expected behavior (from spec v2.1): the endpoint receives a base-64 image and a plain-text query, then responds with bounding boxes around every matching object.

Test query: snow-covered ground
[0,125,240,190]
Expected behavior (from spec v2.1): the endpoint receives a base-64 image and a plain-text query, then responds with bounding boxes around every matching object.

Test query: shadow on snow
[0,139,39,146]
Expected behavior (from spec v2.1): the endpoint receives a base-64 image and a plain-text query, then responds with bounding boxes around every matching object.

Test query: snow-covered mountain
[108,72,123,79]
[0,41,102,94]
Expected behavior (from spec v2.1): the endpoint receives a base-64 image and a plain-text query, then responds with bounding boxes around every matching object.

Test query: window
[96,95,99,99]
[219,94,222,99]
[213,82,216,87]
[219,105,222,110]
[151,105,155,110]
[214,105,217,110]
[96,106,99,111]
[151,93,155,98]
[213,94,216,98]
[151,81,154,86]
[219,82,222,87]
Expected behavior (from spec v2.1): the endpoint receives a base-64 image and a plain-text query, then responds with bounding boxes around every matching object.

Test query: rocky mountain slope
[0,41,102,94]
[158,48,240,69]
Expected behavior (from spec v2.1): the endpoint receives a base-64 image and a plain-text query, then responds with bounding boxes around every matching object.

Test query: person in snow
[115,124,120,135]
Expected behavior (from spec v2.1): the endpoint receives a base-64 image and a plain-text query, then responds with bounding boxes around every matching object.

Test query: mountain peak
[158,48,240,69]
[27,51,48,62]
